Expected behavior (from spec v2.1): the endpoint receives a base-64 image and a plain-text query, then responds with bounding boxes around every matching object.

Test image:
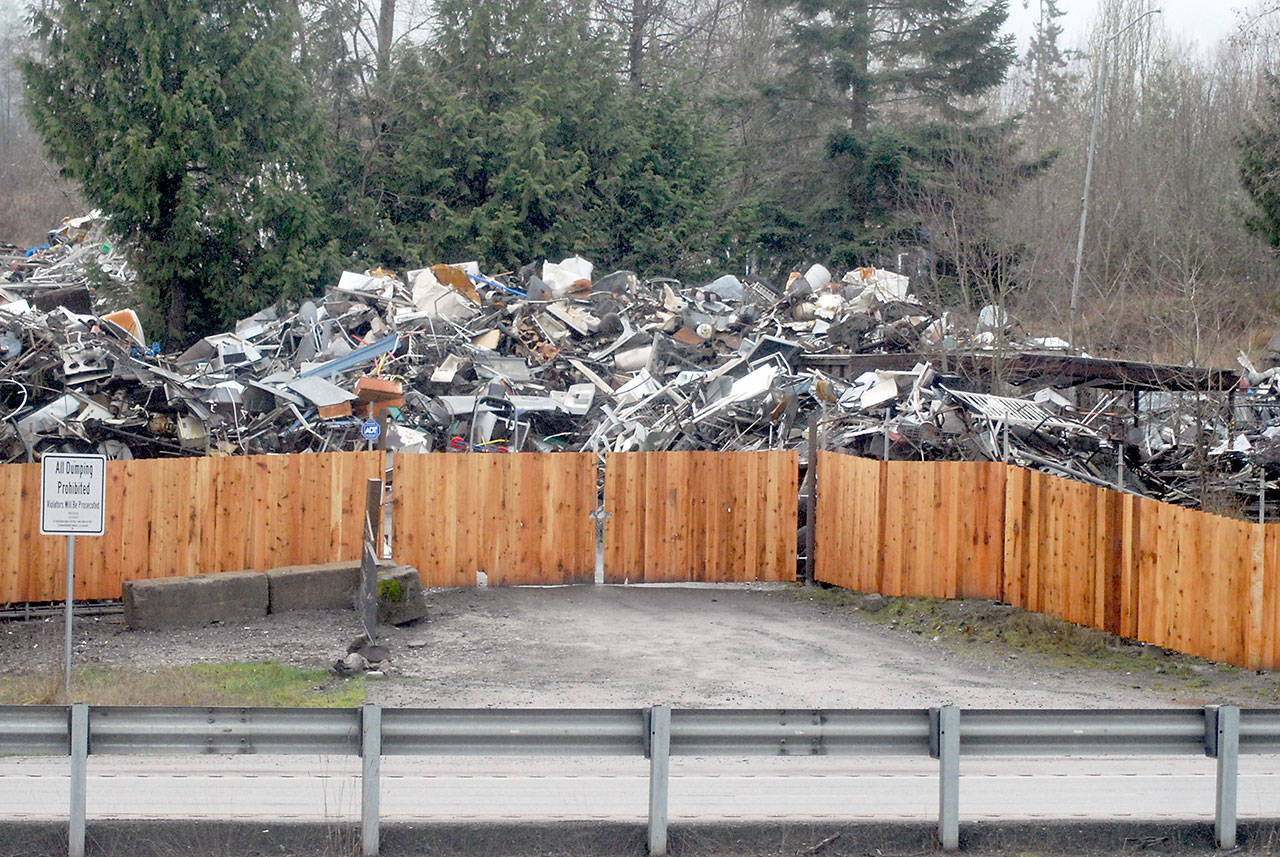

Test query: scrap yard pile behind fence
[3,449,1279,669]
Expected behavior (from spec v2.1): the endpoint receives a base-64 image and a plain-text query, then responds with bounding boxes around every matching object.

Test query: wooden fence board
[814,452,881,591]
[604,451,797,584]
[1262,529,1280,669]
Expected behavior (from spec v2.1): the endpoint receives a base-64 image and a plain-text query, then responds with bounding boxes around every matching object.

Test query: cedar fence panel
[1002,470,1132,633]
[813,452,882,592]
[393,452,596,587]
[0,452,384,604]
[818,452,1280,670]
[604,451,797,584]
[816,454,1005,600]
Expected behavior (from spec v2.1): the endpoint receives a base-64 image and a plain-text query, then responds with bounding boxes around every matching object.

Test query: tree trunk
[166,279,189,345]
[627,0,649,85]
[377,0,396,79]
[850,0,870,133]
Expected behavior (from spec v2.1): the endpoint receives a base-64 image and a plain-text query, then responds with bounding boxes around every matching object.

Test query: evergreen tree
[765,0,1015,132]
[22,0,333,343]
[1024,0,1072,128]
[346,0,726,278]
[1240,73,1280,256]
[742,0,1020,276]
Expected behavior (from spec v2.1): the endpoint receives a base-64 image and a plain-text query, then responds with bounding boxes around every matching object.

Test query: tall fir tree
[22,0,333,343]
[765,0,1015,132]
[746,0,1020,275]
[1024,0,1072,130]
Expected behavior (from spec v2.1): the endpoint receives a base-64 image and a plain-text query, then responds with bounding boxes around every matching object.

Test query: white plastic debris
[541,256,593,296]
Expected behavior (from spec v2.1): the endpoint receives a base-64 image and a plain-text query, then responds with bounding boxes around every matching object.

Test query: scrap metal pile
[2,212,1278,515]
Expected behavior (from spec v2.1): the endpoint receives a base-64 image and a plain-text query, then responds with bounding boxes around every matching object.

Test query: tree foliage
[22,0,334,343]
[764,0,1016,131]
[1240,72,1280,256]
[733,0,1023,281]
[339,0,727,279]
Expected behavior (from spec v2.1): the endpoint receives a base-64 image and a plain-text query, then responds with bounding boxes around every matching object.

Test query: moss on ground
[787,585,1280,706]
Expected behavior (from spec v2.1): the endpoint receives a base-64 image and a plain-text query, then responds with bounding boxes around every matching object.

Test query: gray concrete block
[376,565,428,626]
[265,561,362,613]
[123,570,267,631]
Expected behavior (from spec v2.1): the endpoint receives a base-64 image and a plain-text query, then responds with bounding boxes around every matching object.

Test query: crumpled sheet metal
[0,211,1266,516]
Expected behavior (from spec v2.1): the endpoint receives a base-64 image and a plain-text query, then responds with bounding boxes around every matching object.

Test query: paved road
[3,755,1279,823]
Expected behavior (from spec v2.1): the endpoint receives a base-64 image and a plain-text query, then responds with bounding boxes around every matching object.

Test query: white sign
[40,453,107,536]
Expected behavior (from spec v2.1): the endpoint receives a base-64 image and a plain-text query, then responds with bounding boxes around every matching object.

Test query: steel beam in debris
[798,352,1239,392]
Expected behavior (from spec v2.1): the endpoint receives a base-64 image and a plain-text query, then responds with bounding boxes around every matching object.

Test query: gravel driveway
[4,582,1255,709]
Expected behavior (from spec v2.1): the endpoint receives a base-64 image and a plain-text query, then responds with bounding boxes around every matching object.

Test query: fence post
[1212,705,1239,849]
[361,479,383,640]
[647,705,671,856]
[361,703,382,857]
[935,705,960,851]
[804,417,818,585]
[69,703,87,857]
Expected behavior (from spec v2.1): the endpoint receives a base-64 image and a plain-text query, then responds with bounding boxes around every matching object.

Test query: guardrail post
[935,705,960,851]
[69,703,87,857]
[1212,705,1239,849]
[647,705,671,856]
[361,703,382,857]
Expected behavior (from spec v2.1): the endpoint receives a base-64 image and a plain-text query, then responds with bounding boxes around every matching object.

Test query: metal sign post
[39,453,107,701]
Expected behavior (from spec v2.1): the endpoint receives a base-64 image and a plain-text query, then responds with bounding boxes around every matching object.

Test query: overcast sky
[1002,0,1248,52]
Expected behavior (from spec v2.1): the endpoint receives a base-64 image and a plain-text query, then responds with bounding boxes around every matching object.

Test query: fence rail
[3,703,1277,857]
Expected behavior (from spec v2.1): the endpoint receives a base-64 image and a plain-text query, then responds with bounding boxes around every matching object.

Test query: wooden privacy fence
[8,445,1275,671]
[0,452,384,604]
[392,452,597,587]
[3,449,795,603]
[816,451,1280,670]
[816,454,1006,601]
[603,451,798,584]
[393,450,799,586]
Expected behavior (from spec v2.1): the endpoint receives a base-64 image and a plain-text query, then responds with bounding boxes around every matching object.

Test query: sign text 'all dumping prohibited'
[40,453,107,536]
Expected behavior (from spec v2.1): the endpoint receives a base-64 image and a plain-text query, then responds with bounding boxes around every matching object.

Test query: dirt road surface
[7,582,1271,708]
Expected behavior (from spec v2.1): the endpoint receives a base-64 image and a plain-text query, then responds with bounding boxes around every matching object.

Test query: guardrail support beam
[361,703,382,857]
[1213,705,1239,849]
[648,705,671,856]
[936,705,959,851]
[69,703,87,857]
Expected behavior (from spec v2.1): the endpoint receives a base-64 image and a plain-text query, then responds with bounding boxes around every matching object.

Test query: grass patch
[0,660,366,707]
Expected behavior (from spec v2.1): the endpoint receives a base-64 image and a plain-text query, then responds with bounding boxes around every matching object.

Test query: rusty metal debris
[2,213,1276,518]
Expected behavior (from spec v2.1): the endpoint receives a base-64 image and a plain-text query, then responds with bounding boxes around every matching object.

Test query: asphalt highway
[3,755,1278,823]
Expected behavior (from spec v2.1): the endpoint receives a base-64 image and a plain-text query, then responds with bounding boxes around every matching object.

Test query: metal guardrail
[1,704,1278,857]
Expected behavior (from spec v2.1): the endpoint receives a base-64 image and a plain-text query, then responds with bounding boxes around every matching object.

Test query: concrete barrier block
[376,565,428,626]
[123,570,267,630]
[266,561,362,613]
